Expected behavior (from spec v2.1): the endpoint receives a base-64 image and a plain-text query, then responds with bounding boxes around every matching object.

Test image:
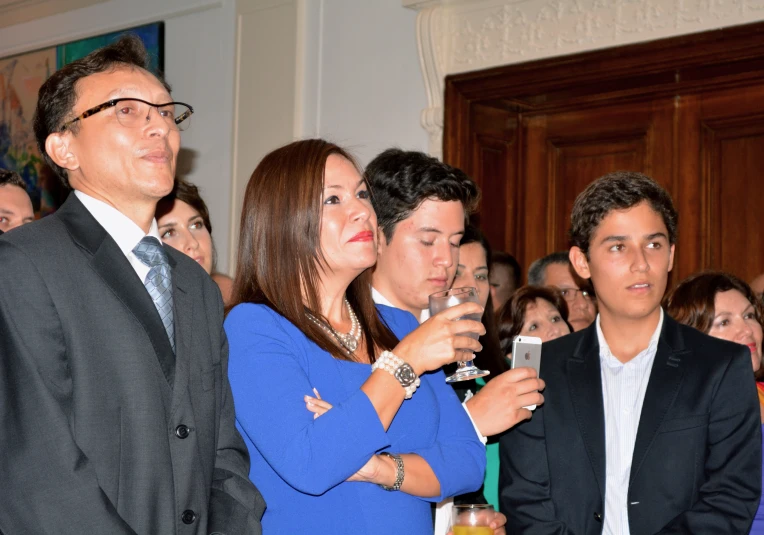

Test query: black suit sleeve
[499,406,568,534]
[0,241,137,534]
[655,347,762,534]
[207,293,266,535]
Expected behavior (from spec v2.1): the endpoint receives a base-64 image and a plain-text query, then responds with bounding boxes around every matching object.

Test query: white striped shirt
[597,309,663,535]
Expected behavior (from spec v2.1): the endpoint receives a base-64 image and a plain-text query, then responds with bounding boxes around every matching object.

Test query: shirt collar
[74,190,161,258]
[596,307,664,364]
[371,287,430,324]
[371,287,394,308]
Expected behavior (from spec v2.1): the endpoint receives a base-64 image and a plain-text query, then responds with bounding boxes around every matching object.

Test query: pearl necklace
[306,298,360,353]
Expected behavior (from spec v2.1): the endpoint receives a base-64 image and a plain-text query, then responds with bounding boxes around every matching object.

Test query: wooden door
[444,21,764,286]
[520,99,675,273]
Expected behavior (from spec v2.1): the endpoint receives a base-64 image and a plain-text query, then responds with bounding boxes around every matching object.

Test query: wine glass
[451,504,495,535]
[429,287,490,383]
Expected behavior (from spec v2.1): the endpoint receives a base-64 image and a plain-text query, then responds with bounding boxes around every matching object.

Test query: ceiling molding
[0,0,108,30]
[404,0,764,158]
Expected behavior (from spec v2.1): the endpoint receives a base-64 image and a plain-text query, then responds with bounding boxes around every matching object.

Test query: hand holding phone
[510,335,542,410]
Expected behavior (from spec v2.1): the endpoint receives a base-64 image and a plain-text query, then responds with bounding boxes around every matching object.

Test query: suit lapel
[629,315,687,483]
[566,325,607,499]
[58,194,176,388]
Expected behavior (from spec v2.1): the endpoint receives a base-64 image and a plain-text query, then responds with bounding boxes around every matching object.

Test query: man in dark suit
[499,171,761,534]
[0,36,264,534]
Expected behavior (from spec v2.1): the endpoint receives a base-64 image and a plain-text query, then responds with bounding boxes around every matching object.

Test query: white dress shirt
[75,190,162,283]
[371,286,487,535]
[598,308,664,535]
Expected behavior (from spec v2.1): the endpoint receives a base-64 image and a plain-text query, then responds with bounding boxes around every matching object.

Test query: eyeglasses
[559,287,593,302]
[60,98,194,132]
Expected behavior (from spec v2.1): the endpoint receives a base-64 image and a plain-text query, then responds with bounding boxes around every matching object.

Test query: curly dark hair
[0,168,26,190]
[34,34,170,188]
[569,171,678,256]
[364,148,480,242]
[497,285,571,355]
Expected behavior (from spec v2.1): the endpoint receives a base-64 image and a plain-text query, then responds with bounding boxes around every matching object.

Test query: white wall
[0,0,237,272]
[299,0,429,167]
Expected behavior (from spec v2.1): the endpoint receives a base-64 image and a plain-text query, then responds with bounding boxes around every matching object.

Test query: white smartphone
[511,335,542,410]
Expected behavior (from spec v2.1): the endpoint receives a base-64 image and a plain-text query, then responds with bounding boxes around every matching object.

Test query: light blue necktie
[132,236,175,353]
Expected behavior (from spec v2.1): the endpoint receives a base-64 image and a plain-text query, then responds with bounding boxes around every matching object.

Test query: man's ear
[569,246,591,280]
[376,226,387,256]
[44,132,80,172]
[667,243,675,273]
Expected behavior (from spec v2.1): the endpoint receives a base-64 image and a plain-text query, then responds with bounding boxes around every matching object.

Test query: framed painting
[0,22,164,216]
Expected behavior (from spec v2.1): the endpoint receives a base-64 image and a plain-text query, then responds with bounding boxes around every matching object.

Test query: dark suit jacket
[499,314,762,534]
[0,195,265,534]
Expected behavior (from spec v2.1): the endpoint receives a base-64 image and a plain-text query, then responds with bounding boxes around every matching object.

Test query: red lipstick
[349,231,374,242]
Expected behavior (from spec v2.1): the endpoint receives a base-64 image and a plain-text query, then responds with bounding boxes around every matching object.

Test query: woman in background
[497,285,572,357]
[449,224,510,510]
[225,139,492,534]
[155,180,234,304]
[664,271,764,535]
[451,224,509,380]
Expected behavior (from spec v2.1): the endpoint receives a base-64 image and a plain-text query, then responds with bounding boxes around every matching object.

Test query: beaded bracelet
[371,350,420,399]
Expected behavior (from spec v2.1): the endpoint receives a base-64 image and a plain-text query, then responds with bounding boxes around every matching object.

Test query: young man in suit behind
[499,171,761,534]
[0,36,264,533]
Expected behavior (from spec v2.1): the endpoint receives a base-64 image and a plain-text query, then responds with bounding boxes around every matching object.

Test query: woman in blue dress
[225,139,489,534]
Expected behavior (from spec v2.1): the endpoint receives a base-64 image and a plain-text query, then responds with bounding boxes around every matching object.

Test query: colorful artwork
[0,22,164,216]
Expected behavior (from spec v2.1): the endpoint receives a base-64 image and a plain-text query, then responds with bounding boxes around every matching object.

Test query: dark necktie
[132,236,175,353]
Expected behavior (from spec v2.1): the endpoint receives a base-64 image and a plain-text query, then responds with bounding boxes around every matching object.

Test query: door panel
[693,85,764,283]
[444,23,764,288]
[519,100,674,275]
[465,103,519,259]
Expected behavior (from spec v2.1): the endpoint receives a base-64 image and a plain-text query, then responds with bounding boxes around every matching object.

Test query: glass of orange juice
[451,504,494,535]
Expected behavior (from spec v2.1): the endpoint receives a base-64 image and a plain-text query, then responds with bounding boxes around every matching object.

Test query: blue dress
[225,303,486,534]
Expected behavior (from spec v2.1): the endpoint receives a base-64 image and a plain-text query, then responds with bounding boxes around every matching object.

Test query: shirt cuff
[462,401,488,444]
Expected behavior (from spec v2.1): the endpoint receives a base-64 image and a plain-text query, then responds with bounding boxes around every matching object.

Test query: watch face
[394,363,417,387]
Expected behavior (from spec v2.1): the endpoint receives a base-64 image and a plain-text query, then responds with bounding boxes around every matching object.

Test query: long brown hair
[497,285,571,355]
[228,139,398,362]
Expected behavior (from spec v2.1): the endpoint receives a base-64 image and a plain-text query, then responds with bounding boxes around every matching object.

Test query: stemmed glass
[429,287,490,383]
[451,504,495,535]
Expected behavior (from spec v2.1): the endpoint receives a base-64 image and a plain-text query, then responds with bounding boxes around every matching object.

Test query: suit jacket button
[594,512,603,522]
[181,509,196,524]
[175,424,190,439]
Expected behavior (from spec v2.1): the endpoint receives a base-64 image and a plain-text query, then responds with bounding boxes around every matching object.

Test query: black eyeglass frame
[60,98,194,131]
